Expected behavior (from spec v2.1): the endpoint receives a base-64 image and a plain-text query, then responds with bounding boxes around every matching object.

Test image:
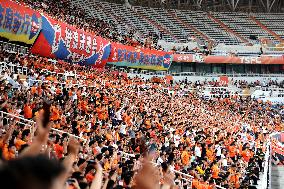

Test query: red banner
[219,76,229,85]
[108,42,173,70]
[31,14,111,67]
[173,54,284,64]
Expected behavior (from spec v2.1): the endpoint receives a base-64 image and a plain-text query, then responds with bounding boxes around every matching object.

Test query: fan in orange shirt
[2,142,16,160]
[96,106,104,120]
[206,147,214,162]
[229,170,240,188]
[241,148,253,162]
[192,179,200,189]
[31,85,37,95]
[23,103,33,119]
[14,138,26,151]
[50,105,61,121]
[211,163,220,179]
[145,119,151,129]
[228,143,237,159]
[181,150,190,166]
[54,142,64,159]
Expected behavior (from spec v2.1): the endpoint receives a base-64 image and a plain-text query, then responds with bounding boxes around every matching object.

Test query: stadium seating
[252,13,284,40]
[174,10,243,45]
[210,12,275,43]
[71,0,159,40]
[73,1,284,47]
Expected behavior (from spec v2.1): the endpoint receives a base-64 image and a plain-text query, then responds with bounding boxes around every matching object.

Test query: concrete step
[270,166,284,189]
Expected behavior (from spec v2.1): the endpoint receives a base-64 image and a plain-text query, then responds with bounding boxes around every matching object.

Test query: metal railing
[0,111,86,142]
[123,68,284,77]
[261,142,271,189]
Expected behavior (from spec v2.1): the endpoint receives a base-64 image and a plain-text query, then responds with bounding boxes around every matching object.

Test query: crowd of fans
[0,49,283,189]
[233,80,284,89]
[17,0,162,50]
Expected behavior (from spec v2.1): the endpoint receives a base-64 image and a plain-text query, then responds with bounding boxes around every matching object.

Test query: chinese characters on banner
[173,54,284,64]
[0,0,41,44]
[108,42,172,70]
[31,15,111,68]
[219,76,229,85]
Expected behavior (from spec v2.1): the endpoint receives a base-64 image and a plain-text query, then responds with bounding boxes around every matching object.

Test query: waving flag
[0,0,42,44]
[31,14,111,68]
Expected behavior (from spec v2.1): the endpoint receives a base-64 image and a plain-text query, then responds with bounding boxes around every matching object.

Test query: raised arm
[90,161,103,189]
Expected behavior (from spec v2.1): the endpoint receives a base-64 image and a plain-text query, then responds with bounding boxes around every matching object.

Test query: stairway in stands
[133,6,179,42]
[167,9,210,42]
[174,10,242,45]
[207,12,250,44]
[250,16,284,43]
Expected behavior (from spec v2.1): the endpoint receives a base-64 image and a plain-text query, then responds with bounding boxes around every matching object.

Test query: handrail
[129,72,284,77]
[0,111,87,142]
[260,141,271,189]
[3,60,284,79]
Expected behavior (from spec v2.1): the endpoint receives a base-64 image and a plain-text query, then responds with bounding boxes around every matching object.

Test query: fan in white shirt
[195,145,201,158]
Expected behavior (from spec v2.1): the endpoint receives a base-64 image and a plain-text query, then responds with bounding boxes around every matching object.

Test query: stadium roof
[102,0,284,13]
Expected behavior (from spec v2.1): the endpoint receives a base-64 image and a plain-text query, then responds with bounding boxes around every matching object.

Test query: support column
[226,0,240,11]
[193,0,203,9]
[260,0,278,12]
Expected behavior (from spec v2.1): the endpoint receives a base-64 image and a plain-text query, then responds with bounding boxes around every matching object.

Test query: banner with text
[108,43,172,70]
[31,15,111,68]
[0,0,42,44]
[173,54,284,64]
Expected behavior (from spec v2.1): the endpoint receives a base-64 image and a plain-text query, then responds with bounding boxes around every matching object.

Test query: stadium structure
[64,0,284,75]
[0,0,283,189]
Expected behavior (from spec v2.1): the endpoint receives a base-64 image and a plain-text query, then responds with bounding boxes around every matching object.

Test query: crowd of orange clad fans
[0,50,283,189]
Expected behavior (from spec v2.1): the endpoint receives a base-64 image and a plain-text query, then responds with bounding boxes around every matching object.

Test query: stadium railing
[125,68,284,77]
[261,141,271,189]
[0,111,86,142]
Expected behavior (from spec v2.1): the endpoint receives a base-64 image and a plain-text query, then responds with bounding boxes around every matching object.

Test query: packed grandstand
[0,0,283,189]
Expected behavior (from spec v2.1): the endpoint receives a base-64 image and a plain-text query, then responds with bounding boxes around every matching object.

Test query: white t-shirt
[95,146,101,154]
[72,93,77,101]
[115,110,122,121]
[120,124,127,135]
[174,135,181,147]
[157,157,164,165]
[216,146,222,157]
[222,158,228,167]
[164,136,170,147]
[195,146,201,157]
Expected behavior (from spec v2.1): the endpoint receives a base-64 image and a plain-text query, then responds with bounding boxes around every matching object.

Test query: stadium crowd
[233,80,284,89]
[0,50,283,189]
